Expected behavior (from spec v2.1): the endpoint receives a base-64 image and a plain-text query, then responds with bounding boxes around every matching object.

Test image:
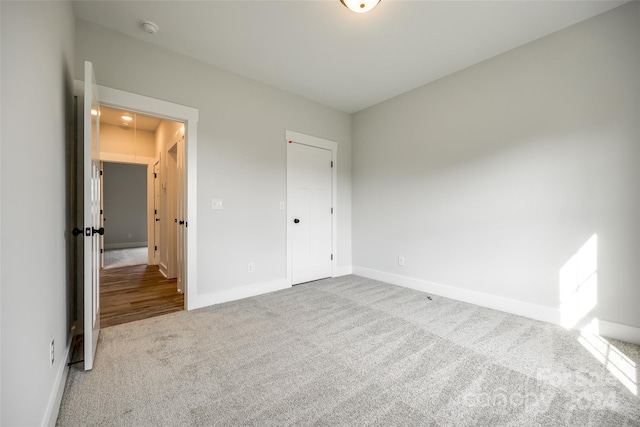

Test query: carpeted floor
[103,247,148,269]
[57,275,640,426]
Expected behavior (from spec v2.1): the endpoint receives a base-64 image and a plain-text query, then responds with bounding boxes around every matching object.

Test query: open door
[83,61,102,370]
[176,130,186,293]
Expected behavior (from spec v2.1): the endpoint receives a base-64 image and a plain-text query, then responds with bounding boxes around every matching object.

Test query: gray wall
[0,1,75,425]
[75,19,353,294]
[352,2,640,329]
[103,162,148,248]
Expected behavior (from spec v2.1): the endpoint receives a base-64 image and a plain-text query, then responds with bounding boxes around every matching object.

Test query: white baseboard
[158,262,168,278]
[334,265,353,277]
[43,334,73,427]
[189,278,291,310]
[352,266,640,346]
[599,320,640,346]
[104,242,147,250]
[353,266,560,324]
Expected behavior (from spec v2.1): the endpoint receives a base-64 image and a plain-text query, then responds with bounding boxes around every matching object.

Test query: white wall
[103,162,148,248]
[100,122,156,158]
[0,1,75,425]
[352,2,640,332]
[75,20,352,296]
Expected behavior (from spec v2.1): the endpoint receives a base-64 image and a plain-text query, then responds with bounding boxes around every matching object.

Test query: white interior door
[83,61,101,371]
[153,161,161,264]
[176,131,185,293]
[289,143,333,284]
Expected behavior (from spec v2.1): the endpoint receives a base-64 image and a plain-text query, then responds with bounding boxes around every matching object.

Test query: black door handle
[72,227,83,237]
[155,218,160,222]
[294,219,300,224]
[179,220,185,225]
[92,227,104,236]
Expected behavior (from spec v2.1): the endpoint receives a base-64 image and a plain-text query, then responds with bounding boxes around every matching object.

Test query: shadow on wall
[559,234,637,396]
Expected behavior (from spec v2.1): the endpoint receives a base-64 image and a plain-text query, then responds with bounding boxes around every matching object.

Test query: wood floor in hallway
[100,264,184,328]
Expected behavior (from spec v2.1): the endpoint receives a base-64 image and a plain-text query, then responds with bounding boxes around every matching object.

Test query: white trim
[190,279,291,310]
[353,266,560,324]
[99,153,155,165]
[353,266,640,345]
[104,242,148,250]
[43,335,73,427]
[76,80,199,310]
[334,265,353,277]
[285,130,338,286]
[100,155,156,265]
[159,262,169,279]
[599,320,640,346]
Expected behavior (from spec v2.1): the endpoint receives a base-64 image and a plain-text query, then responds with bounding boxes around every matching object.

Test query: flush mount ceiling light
[121,115,133,121]
[141,21,159,35]
[340,0,380,13]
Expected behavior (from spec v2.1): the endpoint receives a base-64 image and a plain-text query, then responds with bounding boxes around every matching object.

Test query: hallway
[100,264,184,328]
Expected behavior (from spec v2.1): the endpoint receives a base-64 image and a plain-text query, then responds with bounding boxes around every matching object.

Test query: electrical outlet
[50,339,55,367]
[398,256,405,266]
[211,199,223,210]
[248,263,254,273]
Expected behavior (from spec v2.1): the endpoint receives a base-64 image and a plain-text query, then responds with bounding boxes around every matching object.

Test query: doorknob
[155,218,160,222]
[71,227,84,237]
[179,220,185,225]
[92,227,105,236]
[294,218,300,224]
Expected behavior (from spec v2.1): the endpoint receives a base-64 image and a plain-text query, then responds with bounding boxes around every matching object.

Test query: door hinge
[154,172,157,178]
[154,245,158,251]
[331,254,333,261]
[331,161,334,168]
[331,207,333,214]
[100,249,103,254]
[154,209,157,214]
[99,170,103,176]
[100,209,103,215]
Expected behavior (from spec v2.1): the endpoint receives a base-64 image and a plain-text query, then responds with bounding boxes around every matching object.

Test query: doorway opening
[98,105,185,327]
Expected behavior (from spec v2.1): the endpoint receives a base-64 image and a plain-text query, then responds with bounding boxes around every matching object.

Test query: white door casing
[176,130,186,293]
[286,131,338,285]
[153,160,161,265]
[83,61,101,371]
[80,83,198,310]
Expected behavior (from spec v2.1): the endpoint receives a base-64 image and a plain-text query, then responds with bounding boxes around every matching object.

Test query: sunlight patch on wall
[578,319,638,396]
[559,234,598,329]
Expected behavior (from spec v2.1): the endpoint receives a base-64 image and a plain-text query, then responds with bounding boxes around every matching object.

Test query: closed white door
[289,142,333,284]
[83,61,101,370]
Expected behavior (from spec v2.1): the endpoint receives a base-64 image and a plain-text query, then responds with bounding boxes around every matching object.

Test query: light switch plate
[211,199,223,210]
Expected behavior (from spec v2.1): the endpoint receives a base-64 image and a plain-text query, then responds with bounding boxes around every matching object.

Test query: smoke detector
[141,21,159,35]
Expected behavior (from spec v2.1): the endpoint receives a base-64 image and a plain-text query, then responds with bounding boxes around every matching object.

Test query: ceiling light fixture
[141,21,159,35]
[340,0,380,13]
[121,115,133,121]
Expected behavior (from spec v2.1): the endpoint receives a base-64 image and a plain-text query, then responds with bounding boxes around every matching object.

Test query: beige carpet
[57,275,640,426]
[103,247,148,269]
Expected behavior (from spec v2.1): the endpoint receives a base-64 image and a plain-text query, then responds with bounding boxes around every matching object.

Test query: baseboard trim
[353,266,560,324]
[334,265,353,277]
[158,263,168,278]
[43,334,73,427]
[599,320,640,346]
[104,242,148,250]
[352,267,640,345]
[189,278,291,310]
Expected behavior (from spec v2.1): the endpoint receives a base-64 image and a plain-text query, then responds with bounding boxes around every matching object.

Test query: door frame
[100,157,156,265]
[76,81,199,309]
[286,130,338,286]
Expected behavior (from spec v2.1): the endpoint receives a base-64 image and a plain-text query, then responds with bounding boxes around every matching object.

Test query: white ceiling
[73,0,628,113]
